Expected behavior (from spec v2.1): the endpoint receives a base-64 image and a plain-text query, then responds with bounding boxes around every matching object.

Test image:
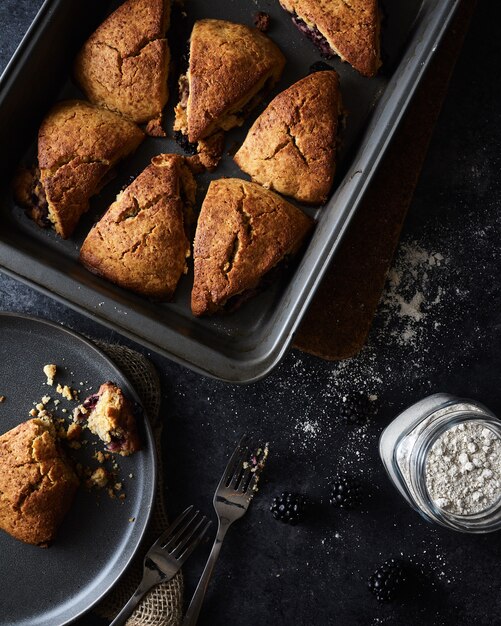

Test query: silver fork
[182,434,265,626]
[110,506,211,626]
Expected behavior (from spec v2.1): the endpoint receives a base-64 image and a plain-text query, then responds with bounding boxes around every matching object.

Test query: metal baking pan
[0,0,459,383]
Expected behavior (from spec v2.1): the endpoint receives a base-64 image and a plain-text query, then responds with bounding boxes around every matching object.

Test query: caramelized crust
[74,0,171,126]
[191,179,313,316]
[279,0,381,77]
[14,100,144,239]
[174,19,285,168]
[80,154,195,300]
[235,70,341,204]
[0,418,79,546]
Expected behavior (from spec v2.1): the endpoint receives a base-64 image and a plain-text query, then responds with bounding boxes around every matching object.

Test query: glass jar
[379,393,501,533]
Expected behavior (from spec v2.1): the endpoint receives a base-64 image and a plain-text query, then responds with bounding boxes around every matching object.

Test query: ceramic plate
[0,312,156,626]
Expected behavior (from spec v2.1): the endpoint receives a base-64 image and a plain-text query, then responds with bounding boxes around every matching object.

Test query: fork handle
[182,521,229,626]
[109,579,152,626]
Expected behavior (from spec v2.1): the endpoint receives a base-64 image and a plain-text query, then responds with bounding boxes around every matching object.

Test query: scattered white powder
[426,422,501,515]
[379,242,449,348]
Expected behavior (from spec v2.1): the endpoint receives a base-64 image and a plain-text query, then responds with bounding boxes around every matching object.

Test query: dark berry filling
[174,130,198,155]
[291,14,334,58]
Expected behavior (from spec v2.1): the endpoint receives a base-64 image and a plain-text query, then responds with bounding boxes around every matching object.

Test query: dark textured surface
[1,2,501,626]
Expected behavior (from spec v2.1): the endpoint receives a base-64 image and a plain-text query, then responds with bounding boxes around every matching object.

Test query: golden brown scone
[74,0,171,129]
[235,70,341,205]
[13,100,144,239]
[174,19,286,169]
[191,179,313,316]
[279,0,381,77]
[80,154,195,300]
[0,417,79,546]
[73,382,141,456]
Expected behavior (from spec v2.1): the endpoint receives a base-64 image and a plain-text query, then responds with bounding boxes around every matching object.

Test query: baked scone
[0,417,79,546]
[74,382,141,456]
[74,0,171,133]
[191,179,313,316]
[174,19,286,170]
[13,100,144,239]
[80,153,195,300]
[279,0,381,77]
[234,70,341,205]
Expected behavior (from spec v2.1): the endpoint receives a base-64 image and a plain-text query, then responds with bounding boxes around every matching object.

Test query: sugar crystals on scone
[13,100,144,239]
[80,153,196,301]
[191,179,313,316]
[279,0,381,77]
[235,70,342,205]
[74,0,171,134]
[173,19,286,170]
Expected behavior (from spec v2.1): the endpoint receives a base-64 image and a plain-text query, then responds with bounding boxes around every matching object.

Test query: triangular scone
[191,179,313,316]
[74,0,171,131]
[13,100,144,239]
[174,19,285,169]
[279,0,381,77]
[234,70,341,205]
[0,418,79,546]
[80,154,196,301]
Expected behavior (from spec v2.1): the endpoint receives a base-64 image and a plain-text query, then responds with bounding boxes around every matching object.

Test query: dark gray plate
[0,312,156,626]
[0,0,459,382]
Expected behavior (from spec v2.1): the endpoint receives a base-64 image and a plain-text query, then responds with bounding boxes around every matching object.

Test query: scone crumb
[43,363,57,385]
[56,383,74,401]
[0,395,5,403]
[95,450,106,464]
[29,408,37,417]
[41,395,51,405]
[128,517,135,523]
[254,11,271,32]
[67,422,82,441]
[87,467,109,489]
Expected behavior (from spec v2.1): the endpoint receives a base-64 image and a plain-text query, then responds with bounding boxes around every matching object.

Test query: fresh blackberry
[368,558,407,602]
[270,492,307,525]
[339,392,371,426]
[309,61,336,74]
[329,475,363,509]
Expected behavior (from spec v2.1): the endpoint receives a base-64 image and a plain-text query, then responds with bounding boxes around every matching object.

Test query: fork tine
[171,515,210,559]
[176,520,212,564]
[216,433,249,489]
[244,468,260,497]
[163,508,202,552]
[148,505,194,552]
[229,446,251,489]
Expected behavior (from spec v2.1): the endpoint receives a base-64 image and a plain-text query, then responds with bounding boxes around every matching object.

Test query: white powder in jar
[426,422,501,515]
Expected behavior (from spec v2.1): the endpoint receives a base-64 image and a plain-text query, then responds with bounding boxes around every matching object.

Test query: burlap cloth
[93,342,183,626]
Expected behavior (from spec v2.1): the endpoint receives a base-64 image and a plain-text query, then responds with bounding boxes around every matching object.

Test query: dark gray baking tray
[0,311,156,626]
[0,0,459,383]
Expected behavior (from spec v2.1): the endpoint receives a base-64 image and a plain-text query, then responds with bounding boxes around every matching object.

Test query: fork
[182,434,265,626]
[110,506,211,626]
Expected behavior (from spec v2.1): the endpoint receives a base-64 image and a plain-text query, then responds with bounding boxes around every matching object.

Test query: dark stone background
[0,2,500,625]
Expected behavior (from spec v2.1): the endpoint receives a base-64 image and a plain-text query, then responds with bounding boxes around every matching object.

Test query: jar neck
[410,413,501,533]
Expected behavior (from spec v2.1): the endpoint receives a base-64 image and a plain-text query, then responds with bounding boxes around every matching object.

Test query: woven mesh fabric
[94,342,183,626]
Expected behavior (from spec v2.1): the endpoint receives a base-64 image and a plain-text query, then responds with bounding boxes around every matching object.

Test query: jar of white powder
[379,394,501,533]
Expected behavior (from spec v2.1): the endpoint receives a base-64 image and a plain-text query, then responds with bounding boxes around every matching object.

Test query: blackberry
[270,492,307,525]
[339,392,372,426]
[368,558,407,602]
[309,61,336,74]
[329,475,363,509]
